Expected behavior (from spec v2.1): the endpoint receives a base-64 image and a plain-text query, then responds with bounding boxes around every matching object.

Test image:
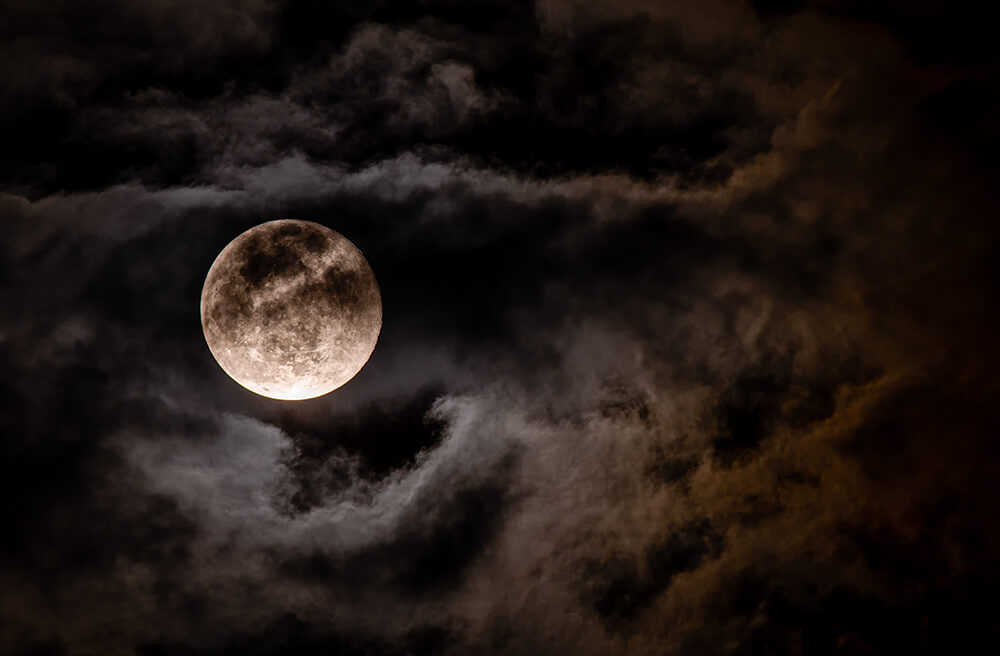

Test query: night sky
[3,1,1000,654]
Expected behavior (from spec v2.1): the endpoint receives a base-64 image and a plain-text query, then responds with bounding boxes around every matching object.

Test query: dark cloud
[2,0,1000,654]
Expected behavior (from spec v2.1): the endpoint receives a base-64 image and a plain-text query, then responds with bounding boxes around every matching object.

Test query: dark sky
[3,1,1000,654]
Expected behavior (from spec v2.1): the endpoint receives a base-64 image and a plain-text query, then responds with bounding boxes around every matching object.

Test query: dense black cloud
[3,0,1000,654]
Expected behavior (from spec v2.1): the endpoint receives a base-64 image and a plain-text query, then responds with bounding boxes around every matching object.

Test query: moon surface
[200,220,382,400]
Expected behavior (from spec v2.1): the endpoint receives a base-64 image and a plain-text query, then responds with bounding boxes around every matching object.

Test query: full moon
[200,220,382,400]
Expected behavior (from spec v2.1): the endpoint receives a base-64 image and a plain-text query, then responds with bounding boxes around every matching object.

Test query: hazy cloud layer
[3,1,1000,655]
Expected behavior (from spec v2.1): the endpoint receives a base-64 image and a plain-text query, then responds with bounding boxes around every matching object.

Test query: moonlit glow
[200,220,382,400]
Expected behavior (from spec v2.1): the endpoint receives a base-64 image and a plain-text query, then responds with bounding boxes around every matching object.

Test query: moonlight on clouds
[200,220,382,400]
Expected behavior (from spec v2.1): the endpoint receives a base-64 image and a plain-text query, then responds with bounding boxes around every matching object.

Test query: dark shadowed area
[3,0,1000,654]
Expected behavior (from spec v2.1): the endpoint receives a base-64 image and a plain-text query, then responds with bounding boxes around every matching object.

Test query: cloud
[0,0,274,120]
[4,1,1000,654]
